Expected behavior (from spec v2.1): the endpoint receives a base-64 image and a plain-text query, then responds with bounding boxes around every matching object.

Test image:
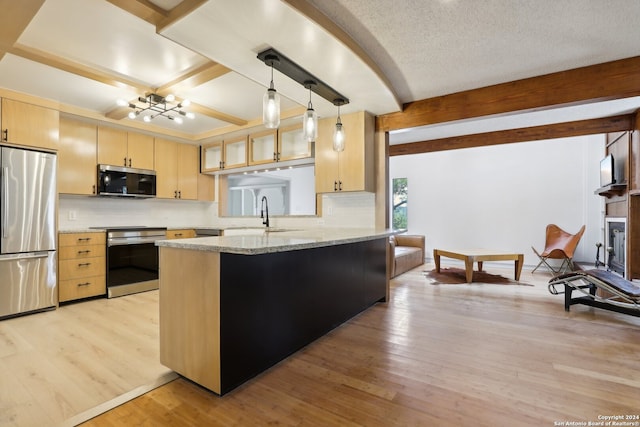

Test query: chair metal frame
[548,269,640,317]
[532,224,585,274]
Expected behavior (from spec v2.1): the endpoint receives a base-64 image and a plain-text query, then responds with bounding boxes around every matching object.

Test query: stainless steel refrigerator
[0,146,57,318]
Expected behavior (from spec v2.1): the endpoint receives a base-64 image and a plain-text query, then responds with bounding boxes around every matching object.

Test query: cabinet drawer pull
[175,233,182,237]
[77,250,91,254]
[77,237,92,242]
[77,282,91,287]
[77,262,91,267]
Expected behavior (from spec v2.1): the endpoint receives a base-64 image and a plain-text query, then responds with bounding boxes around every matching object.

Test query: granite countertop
[58,226,223,233]
[156,228,394,255]
[58,228,106,233]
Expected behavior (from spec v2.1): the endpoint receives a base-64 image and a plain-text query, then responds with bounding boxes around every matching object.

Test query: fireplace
[605,217,626,277]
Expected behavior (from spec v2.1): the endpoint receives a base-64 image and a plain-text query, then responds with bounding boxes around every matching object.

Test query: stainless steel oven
[105,227,166,298]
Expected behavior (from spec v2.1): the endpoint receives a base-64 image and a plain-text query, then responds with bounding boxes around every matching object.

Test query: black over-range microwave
[97,164,157,198]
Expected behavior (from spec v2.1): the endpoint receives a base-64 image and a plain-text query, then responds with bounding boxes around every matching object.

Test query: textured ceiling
[0,0,638,144]
[307,0,640,103]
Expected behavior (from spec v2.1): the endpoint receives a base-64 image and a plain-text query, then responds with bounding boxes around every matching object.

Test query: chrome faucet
[260,196,270,228]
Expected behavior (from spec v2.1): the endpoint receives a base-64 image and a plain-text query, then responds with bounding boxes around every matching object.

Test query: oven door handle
[107,236,162,246]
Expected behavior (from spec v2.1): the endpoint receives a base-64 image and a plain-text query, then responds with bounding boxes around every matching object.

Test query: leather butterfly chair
[532,224,586,274]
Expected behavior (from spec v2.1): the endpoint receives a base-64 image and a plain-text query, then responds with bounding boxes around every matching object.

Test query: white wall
[389,134,605,268]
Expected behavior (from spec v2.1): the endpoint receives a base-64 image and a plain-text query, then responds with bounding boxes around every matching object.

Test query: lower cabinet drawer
[59,275,106,302]
[59,244,105,260]
[59,257,105,280]
[166,229,196,239]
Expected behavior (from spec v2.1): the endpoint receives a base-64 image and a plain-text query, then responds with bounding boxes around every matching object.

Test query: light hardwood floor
[82,263,640,426]
[0,290,175,427]
[3,263,640,426]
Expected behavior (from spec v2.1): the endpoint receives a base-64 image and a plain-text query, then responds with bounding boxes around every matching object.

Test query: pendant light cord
[269,64,275,90]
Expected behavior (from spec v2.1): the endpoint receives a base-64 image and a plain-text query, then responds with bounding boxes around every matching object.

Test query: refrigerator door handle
[2,166,7,239]
[0,252,50,261]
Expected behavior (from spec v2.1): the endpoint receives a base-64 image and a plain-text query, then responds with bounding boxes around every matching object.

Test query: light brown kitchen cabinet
[1,98,59,150]
[278,124,312,161]
[58,232,106,302]
[201,141,223,172]
[223,136,247,169]
[155,138,198,199]
[166,229,196,239]
[198,173,215,201]
[97,126,154,169]
[248,129,278,165]
[127,132,154,169]
[58,116,98,195]
[315,111,374,193]
[201,137,247,171]
[247,126,312,165]
[178,143,199,200]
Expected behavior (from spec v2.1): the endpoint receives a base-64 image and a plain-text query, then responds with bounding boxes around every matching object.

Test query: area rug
[424,267,532,285]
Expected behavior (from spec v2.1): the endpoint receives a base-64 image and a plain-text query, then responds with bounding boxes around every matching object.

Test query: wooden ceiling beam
[105,0,167,27]
[106,96,248,126]
[105,0,243,126]
[389,114,634,156]
[14,41,244,126]
[156,61,231,94]
[157,0,208,33]
[378,56,640,132]
[188,103,248,127]
[0,0,46,61]
[10,43,150,94]
[105,105,134,121]
[106,0,207,32]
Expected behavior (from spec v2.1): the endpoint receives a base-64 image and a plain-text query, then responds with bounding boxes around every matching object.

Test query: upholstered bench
[388,234,426,278]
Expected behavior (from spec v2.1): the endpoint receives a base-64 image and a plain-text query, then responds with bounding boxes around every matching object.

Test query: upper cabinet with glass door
[223,136,248,169]
[248,125,311,166]
[202,125,312,172]
[201,141,223,172]
[278,124,312,161]
[201,136,247,172]
[248,129,277,165]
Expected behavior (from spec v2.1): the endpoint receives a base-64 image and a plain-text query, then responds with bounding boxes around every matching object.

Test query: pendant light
[333,98,346,152]
[262,54,281,129]
[302,81,318,142]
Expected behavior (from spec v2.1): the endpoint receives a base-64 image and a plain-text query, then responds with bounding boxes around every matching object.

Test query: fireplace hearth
[605,217,626,277]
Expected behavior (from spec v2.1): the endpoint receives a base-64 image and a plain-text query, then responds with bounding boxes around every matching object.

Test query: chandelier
[117,93,194,124]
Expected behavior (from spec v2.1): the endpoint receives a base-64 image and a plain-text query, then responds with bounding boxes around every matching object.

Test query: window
[225,165,316,216]
[392,178,408,230]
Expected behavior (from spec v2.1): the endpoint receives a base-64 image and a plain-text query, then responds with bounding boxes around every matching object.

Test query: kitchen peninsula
[156,228,390,395]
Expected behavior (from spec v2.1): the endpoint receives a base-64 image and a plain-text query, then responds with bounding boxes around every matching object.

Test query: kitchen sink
[222,227,298,236]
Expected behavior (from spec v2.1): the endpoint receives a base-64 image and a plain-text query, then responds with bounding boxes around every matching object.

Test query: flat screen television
[600,154,615,187]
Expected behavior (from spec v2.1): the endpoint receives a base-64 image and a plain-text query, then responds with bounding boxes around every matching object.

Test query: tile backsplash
[58,192,377,230]
[58,195,217,229]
